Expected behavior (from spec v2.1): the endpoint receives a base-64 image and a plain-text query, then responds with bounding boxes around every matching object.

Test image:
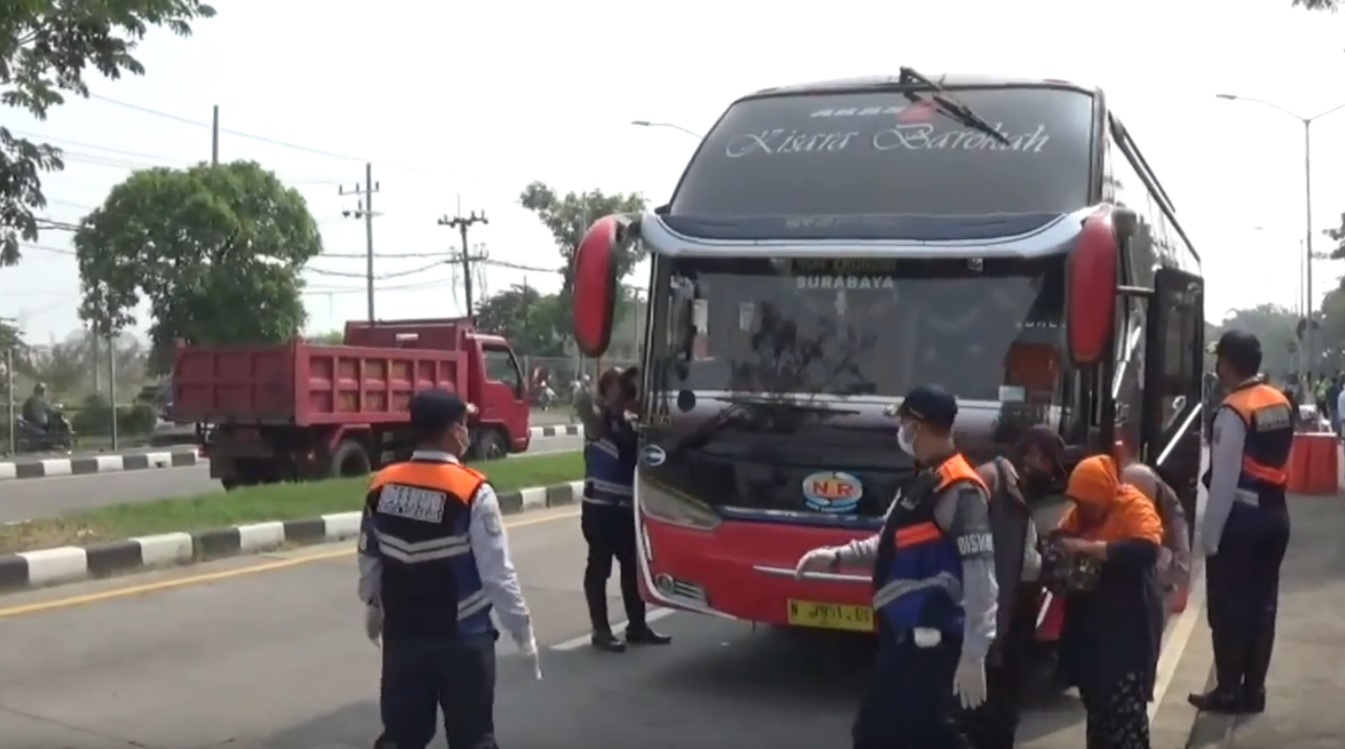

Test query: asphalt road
[0,435,583,524]
[0,504,1206,749]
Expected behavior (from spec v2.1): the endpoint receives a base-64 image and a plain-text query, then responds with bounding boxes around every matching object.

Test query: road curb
[0,479,583,593]
[0,449,202,481]
[0,424,582,482]
[532,423,581,439]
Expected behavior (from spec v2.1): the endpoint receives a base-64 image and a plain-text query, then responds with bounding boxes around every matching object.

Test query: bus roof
[741,74,1100,101]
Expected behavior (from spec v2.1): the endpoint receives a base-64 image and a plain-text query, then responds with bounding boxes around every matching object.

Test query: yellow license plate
[787,600,874,632]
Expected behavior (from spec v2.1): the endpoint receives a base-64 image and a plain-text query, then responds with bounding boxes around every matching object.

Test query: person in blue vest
[795,384,997,749]
[358,390,537,749]
[575,367,672,652]
[1189,330,1294,715]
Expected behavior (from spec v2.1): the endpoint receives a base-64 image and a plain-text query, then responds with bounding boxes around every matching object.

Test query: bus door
[1140,267,1205,544]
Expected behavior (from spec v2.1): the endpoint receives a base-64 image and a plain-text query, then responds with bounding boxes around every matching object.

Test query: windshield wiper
[896,67,1012,147]
[664,395,859,457]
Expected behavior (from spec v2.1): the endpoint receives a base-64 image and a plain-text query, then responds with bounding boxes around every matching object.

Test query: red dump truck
[170,317,532,490]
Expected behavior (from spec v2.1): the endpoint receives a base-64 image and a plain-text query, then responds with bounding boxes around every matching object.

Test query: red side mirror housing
[1065,208,1120,367]
[572,215,628,357]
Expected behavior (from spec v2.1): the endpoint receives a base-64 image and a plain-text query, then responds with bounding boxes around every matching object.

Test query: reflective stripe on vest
[872,454,986,634]
[1222,384,1294,500]
[369,460,493,634]
[584,436,634,507]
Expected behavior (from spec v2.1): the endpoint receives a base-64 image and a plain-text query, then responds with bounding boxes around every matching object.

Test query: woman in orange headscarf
[1053,455,1165,749]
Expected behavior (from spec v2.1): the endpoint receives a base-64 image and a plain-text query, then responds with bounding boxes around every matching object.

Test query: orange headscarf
[1058,455,1164,544]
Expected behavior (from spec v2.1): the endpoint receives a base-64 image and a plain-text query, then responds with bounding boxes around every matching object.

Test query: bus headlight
[637,479,721,531]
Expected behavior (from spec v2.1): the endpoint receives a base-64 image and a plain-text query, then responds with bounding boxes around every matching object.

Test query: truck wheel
[331,439,372,478]
[469,428,507,462]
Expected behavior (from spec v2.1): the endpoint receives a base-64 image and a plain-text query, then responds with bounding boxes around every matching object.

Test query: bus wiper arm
[896,66,1012,147]
[664,395,858,457]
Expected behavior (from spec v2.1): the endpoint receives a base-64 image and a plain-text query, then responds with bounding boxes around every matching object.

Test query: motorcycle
[15,410,76,452]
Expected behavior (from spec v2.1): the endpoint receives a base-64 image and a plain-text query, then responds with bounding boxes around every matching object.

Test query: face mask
[897,423,917,454]
[448,424,471,457]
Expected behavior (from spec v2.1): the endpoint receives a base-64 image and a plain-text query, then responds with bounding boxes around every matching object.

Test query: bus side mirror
[572,215,634,357]
[1065,208,1120,368]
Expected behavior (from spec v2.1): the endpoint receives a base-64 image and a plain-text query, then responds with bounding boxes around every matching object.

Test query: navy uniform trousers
[1205,507,1291,694]
[376,631,499,749]
[852,633,971,749]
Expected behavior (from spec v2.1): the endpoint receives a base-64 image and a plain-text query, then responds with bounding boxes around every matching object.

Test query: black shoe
[1187,687,1245,714]
[1243,687,1266,714]
[591,630,626,653]
[625,626,672,646]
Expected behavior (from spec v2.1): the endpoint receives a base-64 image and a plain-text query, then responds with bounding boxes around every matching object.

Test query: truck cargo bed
[172,342,467,426]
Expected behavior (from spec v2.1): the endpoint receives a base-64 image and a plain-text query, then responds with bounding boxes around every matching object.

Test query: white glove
[364,604,383,645]
[511,627,543,680]
[794,547,837,578]
[952,653,987,710]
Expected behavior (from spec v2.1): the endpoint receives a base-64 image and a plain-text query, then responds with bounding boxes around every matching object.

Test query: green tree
[0,0,216,266]
[518,183,648,285]
[475,284,567,356]
[0,319,23,351]
[1292,0,1335,9]
[518,182,647,345]
[27,330,147,401]
[1210,304,1301,376]
[75,160,322,372]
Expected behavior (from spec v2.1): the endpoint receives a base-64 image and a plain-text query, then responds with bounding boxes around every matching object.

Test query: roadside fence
[1,346,167,457]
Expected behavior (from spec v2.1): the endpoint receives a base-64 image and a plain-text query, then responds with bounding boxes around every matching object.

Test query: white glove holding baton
[952,652,988,710]
[511,626,543,681]
[364,603,384,647]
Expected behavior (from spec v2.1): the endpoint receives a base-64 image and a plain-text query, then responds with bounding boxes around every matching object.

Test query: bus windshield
[672,86,1095,217]
[656,255,1067,404]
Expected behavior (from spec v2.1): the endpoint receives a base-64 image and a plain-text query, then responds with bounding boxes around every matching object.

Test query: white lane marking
[550,607,676,651]
[1149,565,1207,721]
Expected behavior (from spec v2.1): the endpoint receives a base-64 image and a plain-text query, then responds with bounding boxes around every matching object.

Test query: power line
[313,251,560,275]
[20,243,75,256]
[8,130,346,185]
[306,259,443,281]
[89,94,369,163]
[84,95,441,177]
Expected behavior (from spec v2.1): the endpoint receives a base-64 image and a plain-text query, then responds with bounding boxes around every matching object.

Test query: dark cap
[895,384,958,431]
[1208,329,1260,360]
[409,389,471,433]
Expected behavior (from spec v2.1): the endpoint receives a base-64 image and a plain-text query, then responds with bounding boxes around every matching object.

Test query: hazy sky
[4,0,1344,342]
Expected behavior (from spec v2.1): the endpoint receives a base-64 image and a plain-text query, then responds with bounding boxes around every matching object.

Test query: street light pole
[1216,95,1345,379]
[1304,119,1315,377]
[630,120,703,139]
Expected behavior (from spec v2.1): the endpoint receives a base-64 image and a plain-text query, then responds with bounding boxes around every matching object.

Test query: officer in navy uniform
[1190,330,1294,715]
[795,384,998,749]
[575,367,672,652]
[359,390,537,749]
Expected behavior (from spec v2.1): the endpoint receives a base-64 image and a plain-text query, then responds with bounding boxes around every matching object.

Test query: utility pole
[521,275,531,339]
[211,105,220,165]
[436,203,489,319]
[340,163,381,321]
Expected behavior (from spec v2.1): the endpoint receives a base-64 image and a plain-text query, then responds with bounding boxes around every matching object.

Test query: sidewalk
[1186,494,1345,748]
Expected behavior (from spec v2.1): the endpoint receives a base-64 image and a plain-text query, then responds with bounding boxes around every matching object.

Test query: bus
[570,71,1205,633]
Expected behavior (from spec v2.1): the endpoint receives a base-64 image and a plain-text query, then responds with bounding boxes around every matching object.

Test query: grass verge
[0,451,583,555]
